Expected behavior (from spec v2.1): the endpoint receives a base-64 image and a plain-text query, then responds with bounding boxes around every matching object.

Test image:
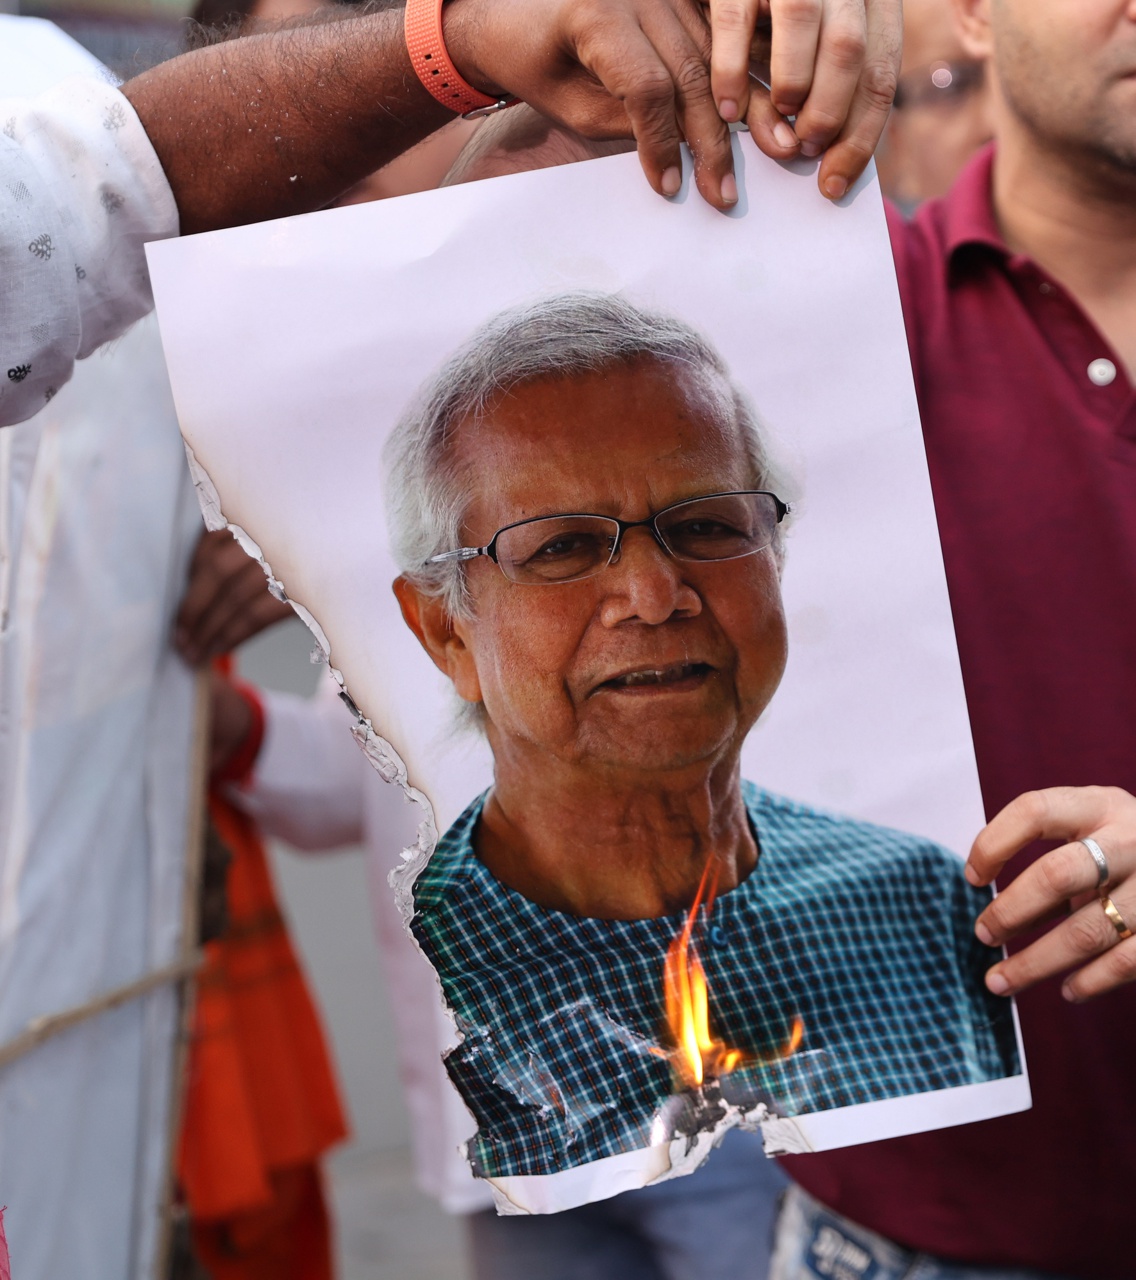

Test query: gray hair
[382,291,790,620]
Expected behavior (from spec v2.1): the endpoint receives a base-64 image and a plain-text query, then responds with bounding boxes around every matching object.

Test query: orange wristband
[404,0,516,117]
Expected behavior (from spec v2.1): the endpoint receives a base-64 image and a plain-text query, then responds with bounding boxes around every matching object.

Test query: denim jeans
[770,1185,1080,1280]
[466,1128,790,1280]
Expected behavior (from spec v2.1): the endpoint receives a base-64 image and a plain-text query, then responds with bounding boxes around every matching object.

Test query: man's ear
[951,0,993,60]
[392,577,483,705]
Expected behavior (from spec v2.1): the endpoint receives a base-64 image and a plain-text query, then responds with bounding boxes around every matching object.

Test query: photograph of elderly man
[382,291,1018,1183]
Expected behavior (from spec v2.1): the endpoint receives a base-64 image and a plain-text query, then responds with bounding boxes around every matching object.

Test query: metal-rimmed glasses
[893,58,983,112]
[425,490,790,586]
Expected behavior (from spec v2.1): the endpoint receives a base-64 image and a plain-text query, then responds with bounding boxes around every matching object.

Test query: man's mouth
[597,662,714,693]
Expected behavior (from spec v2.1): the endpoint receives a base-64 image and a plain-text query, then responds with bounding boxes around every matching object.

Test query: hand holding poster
[147,136,1028,1214]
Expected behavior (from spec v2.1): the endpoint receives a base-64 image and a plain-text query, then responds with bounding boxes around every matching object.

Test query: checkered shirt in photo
[410,783,1020,1180]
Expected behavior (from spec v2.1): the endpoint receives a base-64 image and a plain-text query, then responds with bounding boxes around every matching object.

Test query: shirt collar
[940,143,1007,268]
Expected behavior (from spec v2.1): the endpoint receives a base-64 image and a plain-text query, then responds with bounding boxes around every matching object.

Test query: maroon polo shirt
[781,147,1136,1278]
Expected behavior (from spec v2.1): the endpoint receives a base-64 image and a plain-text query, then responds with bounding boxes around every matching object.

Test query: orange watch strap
[405,0,511,116]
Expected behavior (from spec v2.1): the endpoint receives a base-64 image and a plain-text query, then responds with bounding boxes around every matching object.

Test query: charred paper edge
[487,1100,810,1216]
[183,440,440,933]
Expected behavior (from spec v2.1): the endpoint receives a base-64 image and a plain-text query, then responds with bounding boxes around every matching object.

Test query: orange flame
[658,857,803,1090]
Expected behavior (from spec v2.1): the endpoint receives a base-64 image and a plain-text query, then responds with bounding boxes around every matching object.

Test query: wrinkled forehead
[448,355,751,510]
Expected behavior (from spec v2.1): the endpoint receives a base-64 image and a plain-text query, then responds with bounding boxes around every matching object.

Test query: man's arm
[2,0,898,425]
[123,10,457,236]
[1,0,736,425]
[123,0,745,234]
[218,676,374,851]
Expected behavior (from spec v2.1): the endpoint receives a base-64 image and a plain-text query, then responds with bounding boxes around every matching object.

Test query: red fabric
[178,778,348,1244]
[190,1164,333,1280]
[0,1207,10,1280]
[212,682,266,788]
[781,147,1136,1278]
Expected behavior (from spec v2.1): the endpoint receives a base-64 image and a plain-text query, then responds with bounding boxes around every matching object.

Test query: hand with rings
[965,786,1136,1003]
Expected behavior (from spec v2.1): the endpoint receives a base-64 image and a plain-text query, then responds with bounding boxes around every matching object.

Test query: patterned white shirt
[0,17,177,427]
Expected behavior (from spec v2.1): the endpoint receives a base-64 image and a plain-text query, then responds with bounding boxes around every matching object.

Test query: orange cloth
[177,771,348,1274]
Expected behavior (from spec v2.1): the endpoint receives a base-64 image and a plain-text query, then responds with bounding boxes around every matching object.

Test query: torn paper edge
[183,440,444,1003]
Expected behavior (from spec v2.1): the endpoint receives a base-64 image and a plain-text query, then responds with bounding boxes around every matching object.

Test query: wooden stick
[0,955,203,1071]
[152,667,213,1280]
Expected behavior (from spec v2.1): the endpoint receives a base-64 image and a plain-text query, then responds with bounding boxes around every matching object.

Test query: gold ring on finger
[1100,894,1133,942]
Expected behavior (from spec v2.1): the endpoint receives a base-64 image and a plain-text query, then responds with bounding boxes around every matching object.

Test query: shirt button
[708,925,730,949]
[1088,358,1117,386]
[1038,281,1056,295]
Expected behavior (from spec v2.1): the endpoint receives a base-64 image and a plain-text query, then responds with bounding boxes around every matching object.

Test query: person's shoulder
[742,782,966,884]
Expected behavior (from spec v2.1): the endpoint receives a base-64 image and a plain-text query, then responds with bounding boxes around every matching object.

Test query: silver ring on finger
[1081,836,1109,890]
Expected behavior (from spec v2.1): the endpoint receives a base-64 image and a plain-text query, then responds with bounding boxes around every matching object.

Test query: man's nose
[598,528,702,627]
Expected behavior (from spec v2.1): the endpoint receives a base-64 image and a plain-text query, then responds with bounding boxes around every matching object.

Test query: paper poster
[147,138,1028,1214]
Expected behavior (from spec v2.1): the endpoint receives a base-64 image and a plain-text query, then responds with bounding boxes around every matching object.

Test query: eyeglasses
[893,59,983,112]
[426,490,790,586]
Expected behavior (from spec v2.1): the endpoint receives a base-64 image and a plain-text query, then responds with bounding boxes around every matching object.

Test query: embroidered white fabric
[0,20,197,1278]
[0,21,178,427]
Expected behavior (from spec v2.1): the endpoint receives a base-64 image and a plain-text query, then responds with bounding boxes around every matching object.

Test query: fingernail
[965,863,982,885]
[800,140,822,158]
[975,922,995,946]
[773,122,798,151]
[720,173,738,205]
[823,175,848,200]
[719,98,739,122]
[986,970,1010,996]
[661,166,682,197]
[1061,982,1083,1004]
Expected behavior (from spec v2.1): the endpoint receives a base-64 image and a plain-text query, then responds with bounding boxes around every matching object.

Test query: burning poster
[147,137,1028,1214]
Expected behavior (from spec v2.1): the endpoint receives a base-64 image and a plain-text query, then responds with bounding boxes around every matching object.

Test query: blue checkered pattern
[411,783,1020,1180]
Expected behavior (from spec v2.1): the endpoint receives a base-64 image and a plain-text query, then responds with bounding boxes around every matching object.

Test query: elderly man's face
[417,358,787,777]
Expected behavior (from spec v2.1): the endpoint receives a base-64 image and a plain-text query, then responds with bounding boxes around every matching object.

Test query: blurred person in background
[171,531,349,1280]
[0,29,350,1267]
[875,0,993,211]
[0,24,355,1280]
[703,0,1136,1275]
[0,22,216,1278]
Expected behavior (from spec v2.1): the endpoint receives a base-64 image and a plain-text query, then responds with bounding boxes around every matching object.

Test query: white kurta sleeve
[0,76,178,426]
[238,679,373,851]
